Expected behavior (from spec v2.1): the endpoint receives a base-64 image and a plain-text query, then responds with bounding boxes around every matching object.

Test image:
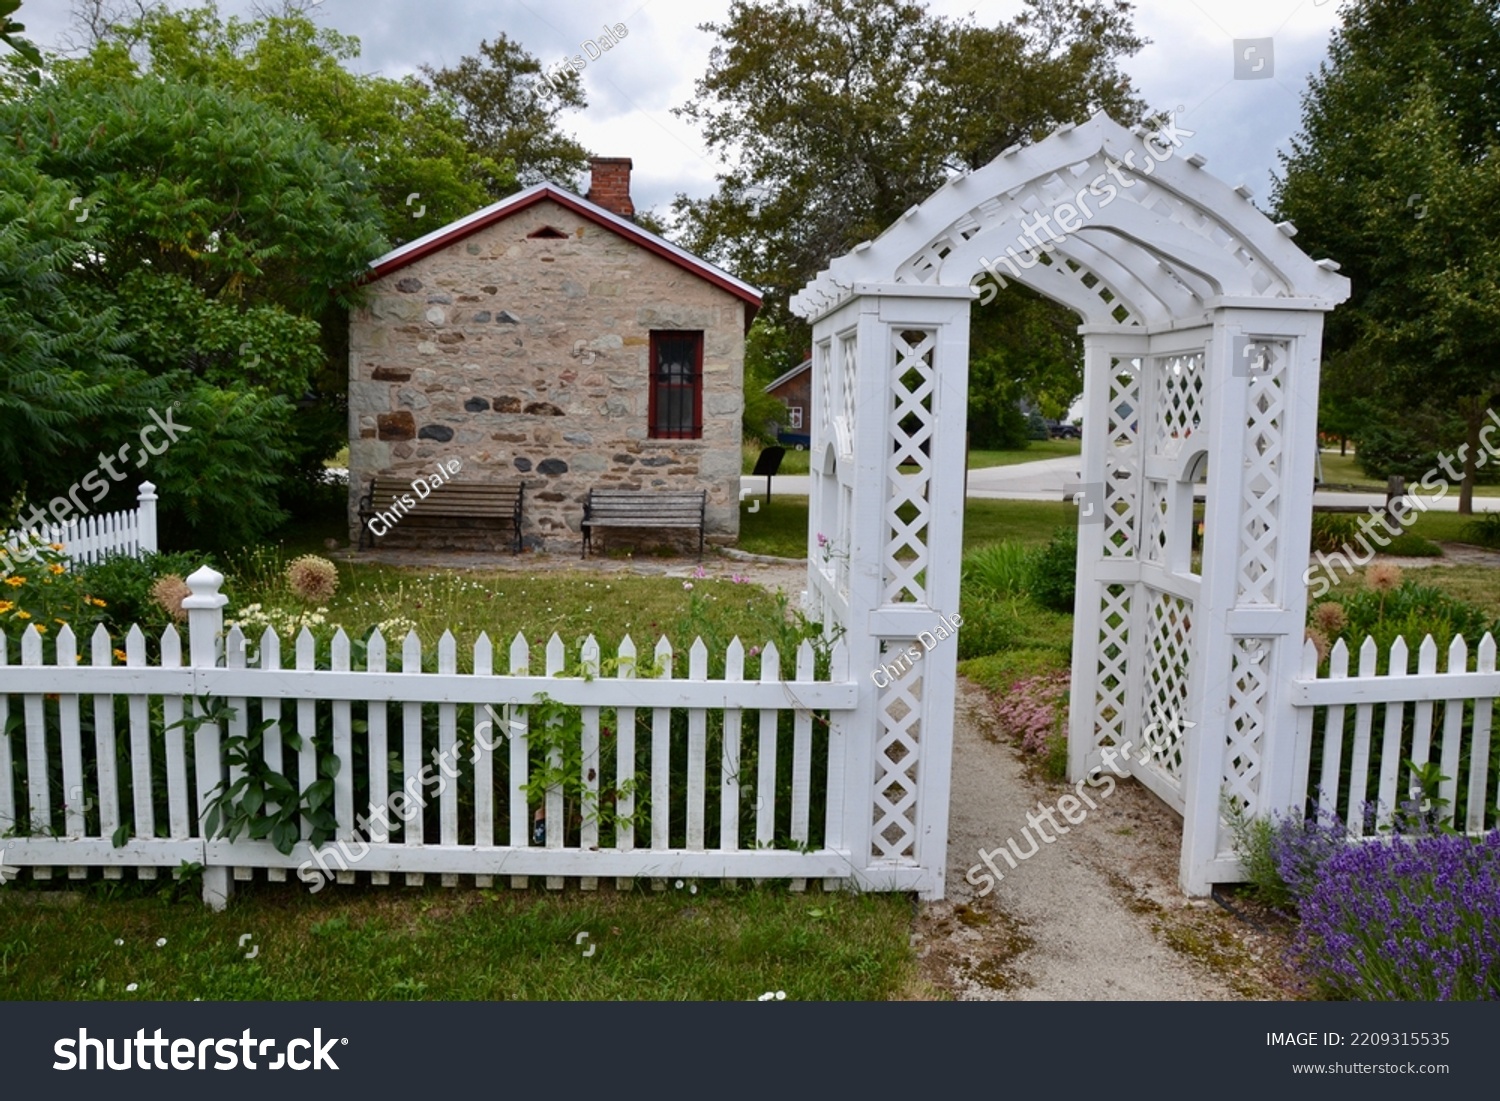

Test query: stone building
[347,157,762,551]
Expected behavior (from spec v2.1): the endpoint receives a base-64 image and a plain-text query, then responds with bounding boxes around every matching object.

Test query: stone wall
[348,198,748,552]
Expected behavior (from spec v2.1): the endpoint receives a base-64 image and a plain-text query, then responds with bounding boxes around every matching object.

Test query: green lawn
[1319,450,1500,498]
[740,439,1080,475]
[218,545,811,658]
[0,880,916,1001]
[968,438,1081,469]
[737,496,1077,559]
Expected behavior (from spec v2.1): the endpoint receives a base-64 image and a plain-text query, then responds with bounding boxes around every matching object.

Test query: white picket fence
[2,482,158,567]
[1292,633,1499,836]
[0,568,858,908]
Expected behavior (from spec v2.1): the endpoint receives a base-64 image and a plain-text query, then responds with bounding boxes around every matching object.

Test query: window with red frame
[649,331,703,439]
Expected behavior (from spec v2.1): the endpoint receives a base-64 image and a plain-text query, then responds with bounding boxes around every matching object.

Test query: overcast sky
[24,0,1346,223]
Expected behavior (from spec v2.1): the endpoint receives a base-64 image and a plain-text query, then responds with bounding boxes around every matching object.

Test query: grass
[739,438,1080,476]
[218,547,806,656]
[741,442,811,476]
[0,879,916,1001]
[1318,450,1500,498]
[968,438,1081,469]
[736,496,1077,559]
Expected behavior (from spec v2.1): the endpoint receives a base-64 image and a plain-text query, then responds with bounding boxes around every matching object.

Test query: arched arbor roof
[792,111,1349,330]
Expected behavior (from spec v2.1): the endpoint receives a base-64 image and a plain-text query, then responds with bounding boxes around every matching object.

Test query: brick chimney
[586,156,635,219]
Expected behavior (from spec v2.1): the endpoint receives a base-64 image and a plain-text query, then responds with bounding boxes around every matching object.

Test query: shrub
[961,541,1031,597]
[1291,830,1500,1000]
[1025,410,1050,440]
[1461,512,1500,549]
[1026,527,1077,613]
[75,550,215,635]
[0,537,109,638]
[1309,512,1361,554]
[953,597,1021,660]
[1310,575,1499,659]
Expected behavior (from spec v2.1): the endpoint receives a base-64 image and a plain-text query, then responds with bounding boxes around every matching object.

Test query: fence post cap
[137,482,158,500]
[182,565,228,610]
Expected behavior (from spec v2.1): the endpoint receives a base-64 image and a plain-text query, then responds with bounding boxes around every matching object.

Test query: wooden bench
[582,489,706,559]
[358,477,523,552]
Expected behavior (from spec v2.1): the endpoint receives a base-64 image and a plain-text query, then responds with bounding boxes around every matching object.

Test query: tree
[672,0,1143,435]
[422,33,592,195]
[65,2,506,245]
[0,70,387,546]
[1274,0,1500,513]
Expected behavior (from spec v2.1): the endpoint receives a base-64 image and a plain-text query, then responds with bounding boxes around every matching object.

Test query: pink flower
[693,565,707,579]
[731,574,748,584]
[683,582,694,591]
[816,533,828,548]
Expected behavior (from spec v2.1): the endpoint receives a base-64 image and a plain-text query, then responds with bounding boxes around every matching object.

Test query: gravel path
[913,680,1268,1000]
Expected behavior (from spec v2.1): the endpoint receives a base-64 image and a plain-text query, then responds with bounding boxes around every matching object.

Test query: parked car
[1046,420,1082,439]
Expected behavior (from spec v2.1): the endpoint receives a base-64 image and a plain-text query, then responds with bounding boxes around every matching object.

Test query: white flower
[126,983,138,992]
[155,937,167,947]
[113,938,123,946]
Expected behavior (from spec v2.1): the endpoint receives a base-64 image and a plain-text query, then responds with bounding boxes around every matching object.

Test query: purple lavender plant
[1291,829,1500,1000]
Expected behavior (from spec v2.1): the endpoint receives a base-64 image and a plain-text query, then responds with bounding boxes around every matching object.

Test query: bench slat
[582,489,704,559]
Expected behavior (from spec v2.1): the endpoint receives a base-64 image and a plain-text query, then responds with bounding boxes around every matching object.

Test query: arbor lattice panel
[872,642,922,861]
[883,330,935,605]
[1237,341,1289,605]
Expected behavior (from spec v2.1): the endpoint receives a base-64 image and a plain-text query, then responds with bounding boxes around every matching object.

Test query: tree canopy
[1274,0,1500,511]
[675,0,1147,433]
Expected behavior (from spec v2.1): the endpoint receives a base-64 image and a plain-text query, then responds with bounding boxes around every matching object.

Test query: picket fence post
[136,482,158,554]
[183,565,229,910]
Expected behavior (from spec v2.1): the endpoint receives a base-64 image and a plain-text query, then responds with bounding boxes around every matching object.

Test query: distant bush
[1462,512,1500,549]
[961,541,1031,598]
[1026,527,1077,613]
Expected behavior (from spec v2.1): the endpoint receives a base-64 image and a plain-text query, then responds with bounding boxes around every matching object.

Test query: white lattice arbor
[792,111,1350,895]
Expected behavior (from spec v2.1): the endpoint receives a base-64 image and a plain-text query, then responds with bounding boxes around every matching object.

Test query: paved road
[742,456,1499,513]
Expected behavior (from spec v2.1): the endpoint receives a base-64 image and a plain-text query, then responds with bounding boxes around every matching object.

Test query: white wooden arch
[793,111,1350,896]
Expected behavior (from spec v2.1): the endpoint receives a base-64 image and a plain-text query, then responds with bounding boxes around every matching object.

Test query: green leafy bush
[961,541,1032,597]
[1026,527,1078,612]
[1462,512,1500,549]
[1309,571,1499,661]
[0,537,110,639]
[76,550,217,635]
[1310,512,1361,554]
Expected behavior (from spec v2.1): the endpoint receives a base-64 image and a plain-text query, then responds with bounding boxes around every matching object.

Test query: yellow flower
[5,576,25,587]
[113,648,128,662]
[49,542,64,551]
[0,601,11,614]
[48,563,65,575]
[16,610,30,619]
[34,623,46,633]
[87,596,107,607]
[53,617,67,625]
